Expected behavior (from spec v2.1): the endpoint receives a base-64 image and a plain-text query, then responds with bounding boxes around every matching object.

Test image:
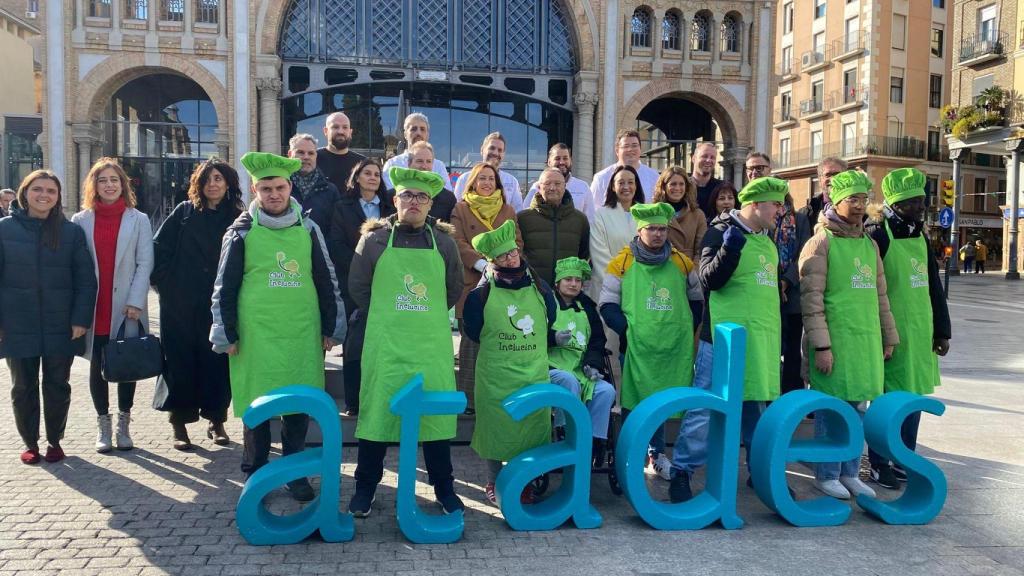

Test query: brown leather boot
[207,421,230,446]
[172,422,193,451]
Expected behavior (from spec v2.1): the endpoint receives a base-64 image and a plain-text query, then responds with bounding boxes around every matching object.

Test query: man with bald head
[317,112,366,193]
[517,167,590,285]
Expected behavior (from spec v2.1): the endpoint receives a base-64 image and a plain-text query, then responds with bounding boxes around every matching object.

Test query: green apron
[709,233,781,401]
[620,256,694,410]
[549,302,595,402]
[229,211,324,417]
[357,226,457,442]
[808,230,884,401]
[881,221,940,395]
[470,276,551,461]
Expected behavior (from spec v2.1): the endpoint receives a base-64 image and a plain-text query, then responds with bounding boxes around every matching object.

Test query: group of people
[0,110,949,518]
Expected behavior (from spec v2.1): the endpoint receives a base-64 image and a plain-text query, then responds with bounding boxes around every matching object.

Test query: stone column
[948,147,967,276]
[256,78,283,154]
[72,123,102,211]
[723,146,749,187]
[213,128,231,162]
[573,91,599,181]
[1006,139,1022,279]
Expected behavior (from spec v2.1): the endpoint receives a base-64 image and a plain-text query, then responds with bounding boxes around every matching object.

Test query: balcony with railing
[774,134,927,171]
[833,30,865,61]
[77,0,224,37]
[774,105,797,128]
[798,96,831,121]
[959,31,1007,66]
[861,135,926,159]
[776,58,797,82]
[800,46,831,73]
[831,85,868,112]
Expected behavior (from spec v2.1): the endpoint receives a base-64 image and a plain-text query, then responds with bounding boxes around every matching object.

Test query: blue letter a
[236,385,353,545]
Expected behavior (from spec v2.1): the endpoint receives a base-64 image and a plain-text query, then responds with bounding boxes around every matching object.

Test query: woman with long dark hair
[589,164,645,301]
[151,159,245,449]
[329,157,395,416]
[1,170,97,464]
[72,157,154,453]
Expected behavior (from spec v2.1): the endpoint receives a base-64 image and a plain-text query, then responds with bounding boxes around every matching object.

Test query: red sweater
[93,198,126,336]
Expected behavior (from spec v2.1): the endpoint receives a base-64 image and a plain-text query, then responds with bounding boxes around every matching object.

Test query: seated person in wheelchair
[548,256,616,466]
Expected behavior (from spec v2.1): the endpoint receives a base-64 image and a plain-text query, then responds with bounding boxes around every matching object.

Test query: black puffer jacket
[0,210,97,358]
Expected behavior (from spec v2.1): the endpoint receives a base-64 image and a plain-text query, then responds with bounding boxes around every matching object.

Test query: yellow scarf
[464,191,504,230]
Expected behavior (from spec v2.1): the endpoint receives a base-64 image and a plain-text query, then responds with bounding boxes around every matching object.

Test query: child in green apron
[865,168,950,489]
[669,177,788,503]
[210,152,347,502]
[548,257,616,466]
[462,220,558,506]
[798,170,900,501]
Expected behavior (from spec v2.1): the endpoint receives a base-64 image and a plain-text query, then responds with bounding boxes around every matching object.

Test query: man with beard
[454,132,524,213]
[691,142,723,217]
[317,112,366,192]
[288,134,340,242]
[589,130,660,209]
[382,113,453,191]
[523,143,595,219]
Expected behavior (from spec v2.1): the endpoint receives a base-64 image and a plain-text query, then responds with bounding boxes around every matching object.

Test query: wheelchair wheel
[531,474,550,496]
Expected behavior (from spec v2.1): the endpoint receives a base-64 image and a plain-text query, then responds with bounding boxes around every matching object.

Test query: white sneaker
[95,414,112,453]
[115,411,133,451]
[839,476,876,498]
[814,479,851,499]
[650,453,672,481]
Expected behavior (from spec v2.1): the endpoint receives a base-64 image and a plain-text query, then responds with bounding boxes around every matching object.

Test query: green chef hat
[471,219,519,261]
[554,256,592,283]
[829,170,873,205]
[389,166,445,198]
[240,152,302,181]
[737,176,788,204]
[630,202,675,230]
[881,167,926,205]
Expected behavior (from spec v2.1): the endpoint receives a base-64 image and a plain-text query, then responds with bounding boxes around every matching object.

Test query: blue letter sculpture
[614,323,746,530]
[390,375,467,543]
[749,391,863,527]
[496,383,602,530]
[237,385,353,545]
[860,391,947,524]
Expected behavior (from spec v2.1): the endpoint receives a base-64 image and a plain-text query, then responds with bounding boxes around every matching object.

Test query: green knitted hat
[389,166,445,198]
[881,167,926,205]
[630,202,675,230]
[737,177,788,204]
[554,257,592,283]
[829,170,873,204]
[471,219,519,260]
[240,152,302,180]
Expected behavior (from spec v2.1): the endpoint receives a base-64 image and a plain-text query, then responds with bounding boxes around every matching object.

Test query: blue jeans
[550,369,616,440]
[867,410,921,468]
[814,401,865,481]
[671,340,765,475]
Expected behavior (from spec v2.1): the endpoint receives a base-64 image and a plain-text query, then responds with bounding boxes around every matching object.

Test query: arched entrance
[278,0,579,186]
[634,93,740,174]
[100,74,219,221]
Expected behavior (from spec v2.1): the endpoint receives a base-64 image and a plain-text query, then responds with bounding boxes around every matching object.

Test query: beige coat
[798,213,899,351]
[667,207,707,260]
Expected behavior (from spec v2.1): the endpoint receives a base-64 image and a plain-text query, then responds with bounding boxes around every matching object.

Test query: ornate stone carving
[256,77,283,94]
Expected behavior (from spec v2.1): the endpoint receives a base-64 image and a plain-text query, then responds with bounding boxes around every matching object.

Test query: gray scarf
[629,235,671,265]
[291,169,326,200]
[248,199,303,230]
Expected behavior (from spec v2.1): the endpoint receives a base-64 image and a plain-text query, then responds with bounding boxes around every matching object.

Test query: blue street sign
[939,208,954,229]
[1003,208,1024,219]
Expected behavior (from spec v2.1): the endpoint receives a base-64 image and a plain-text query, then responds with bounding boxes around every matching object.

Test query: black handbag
[101,319,164,382]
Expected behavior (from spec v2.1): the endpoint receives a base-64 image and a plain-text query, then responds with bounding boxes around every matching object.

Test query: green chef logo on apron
[395,273,430,312]
[850,257,876,289]
[909,258,928,289]
[498,305,540,352]
[755,255,778,287]
[270,251,302,288]
[566,320,587,350]
[645,282,674,311]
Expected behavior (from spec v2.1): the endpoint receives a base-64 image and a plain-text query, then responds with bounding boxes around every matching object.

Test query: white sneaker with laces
[650,453,672,481]
[95,414,112,453]
[115,411,133,450]
[839,476,876,498]
[814,479,851,499]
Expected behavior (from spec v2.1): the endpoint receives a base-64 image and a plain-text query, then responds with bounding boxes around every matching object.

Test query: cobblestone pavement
[0,274,1022,576]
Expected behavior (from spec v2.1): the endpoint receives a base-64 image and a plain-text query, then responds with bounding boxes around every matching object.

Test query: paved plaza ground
[0,273,1022,576]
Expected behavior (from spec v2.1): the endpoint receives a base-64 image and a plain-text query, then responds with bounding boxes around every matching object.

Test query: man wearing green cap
[798,169,899,500]
[667,177,787,502]
[599,202,703,482]
[463,219,559,506]
[346,166,464,517]
[547,256,616,466]
[211,151,347,502]
[864,167,950,489]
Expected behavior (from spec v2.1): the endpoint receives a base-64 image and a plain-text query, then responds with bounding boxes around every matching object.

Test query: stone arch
[73,52,229,128]
[257,0,599,71]
[620,77,748,147]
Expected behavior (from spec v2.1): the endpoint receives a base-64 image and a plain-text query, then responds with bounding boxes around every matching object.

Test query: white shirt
[454,169,523,213]
[589,162,661,208]
[382,153,453,191]
[524,175,595,220]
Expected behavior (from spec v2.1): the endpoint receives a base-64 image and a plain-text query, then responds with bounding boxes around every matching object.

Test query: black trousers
[780,312,805,394]
[8,355,73,450]
[240,414,309,476]
[90,335,136,414]
[354,438,454,493]
[343,310,366,412]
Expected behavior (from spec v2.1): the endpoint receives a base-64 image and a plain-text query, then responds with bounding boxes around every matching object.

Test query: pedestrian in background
[974,240,987,273]
[959,240,977,274]
[1,170,96,464]
[151,158,244,450]
[72,157,154,453]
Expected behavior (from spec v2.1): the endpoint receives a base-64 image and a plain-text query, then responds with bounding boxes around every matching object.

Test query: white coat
[71,207,154,359]
[587,204,636,302]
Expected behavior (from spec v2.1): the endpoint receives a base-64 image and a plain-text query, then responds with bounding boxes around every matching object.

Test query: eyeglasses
[494,248,520,262]
[823,171,842,179]
[397,191,431,204]
[841,196,868,206]
[746,164,770,173]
